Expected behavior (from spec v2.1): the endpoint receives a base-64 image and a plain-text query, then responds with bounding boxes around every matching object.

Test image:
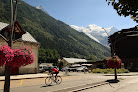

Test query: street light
[102,27,109,37]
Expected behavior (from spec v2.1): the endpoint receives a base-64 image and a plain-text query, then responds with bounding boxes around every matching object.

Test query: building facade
[0,22,40,75]
[109,25,138,71]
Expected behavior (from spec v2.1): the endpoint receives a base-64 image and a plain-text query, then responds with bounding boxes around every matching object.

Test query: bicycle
[45,73,62,85]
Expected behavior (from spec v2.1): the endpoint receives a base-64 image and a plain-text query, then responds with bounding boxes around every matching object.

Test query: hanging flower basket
[6,47,35,67]
[0,45,14,67]
[107,55,122,68]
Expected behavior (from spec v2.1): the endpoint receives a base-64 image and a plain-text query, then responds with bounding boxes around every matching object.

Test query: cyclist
[51,66,59,81]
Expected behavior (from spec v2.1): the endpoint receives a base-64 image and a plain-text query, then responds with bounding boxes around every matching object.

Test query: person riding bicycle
[51,66,59,81]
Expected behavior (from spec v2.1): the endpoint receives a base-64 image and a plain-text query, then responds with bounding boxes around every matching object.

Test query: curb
[71,82,108,92]
[0,74,65,81]
[52,81,108,92]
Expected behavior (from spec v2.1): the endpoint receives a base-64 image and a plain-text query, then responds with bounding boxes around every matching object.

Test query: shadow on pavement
[40,85,53,88]
[105,79,121,88]
[105,79,120,83]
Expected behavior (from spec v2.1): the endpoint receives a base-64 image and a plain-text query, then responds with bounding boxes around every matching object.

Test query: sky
[22,0,137,30]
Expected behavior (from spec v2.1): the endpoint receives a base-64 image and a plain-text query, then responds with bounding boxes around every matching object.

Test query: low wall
[19,68,37,74]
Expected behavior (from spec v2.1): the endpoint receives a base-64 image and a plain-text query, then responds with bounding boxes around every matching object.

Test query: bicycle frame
[45,73,62,85]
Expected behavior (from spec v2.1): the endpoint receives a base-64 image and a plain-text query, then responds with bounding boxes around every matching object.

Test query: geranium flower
[107,55,122,68]
[7,47,35,67]
[0,45,14,67]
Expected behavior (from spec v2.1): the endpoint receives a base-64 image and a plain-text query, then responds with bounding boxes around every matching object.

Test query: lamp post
[102,27,116,80]
[103,27,121,81]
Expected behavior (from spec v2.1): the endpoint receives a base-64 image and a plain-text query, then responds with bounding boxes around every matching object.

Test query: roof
[63,57,87,63]
[72,64,81,67]
[81,64,93,66]
[0,22,9,31]
[109,25,138,43]
[39,63,53,66]
[0,22,39,43]
[22,32,38,43]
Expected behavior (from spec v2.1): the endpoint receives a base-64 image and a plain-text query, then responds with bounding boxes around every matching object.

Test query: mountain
[70,24,118,46]
[0,0,111,60]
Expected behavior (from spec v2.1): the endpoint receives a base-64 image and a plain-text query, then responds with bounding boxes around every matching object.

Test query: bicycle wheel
[56,76,62,84]
[45,77,52,85]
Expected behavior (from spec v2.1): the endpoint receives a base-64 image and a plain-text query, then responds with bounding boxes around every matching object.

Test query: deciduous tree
[106,0,138,22]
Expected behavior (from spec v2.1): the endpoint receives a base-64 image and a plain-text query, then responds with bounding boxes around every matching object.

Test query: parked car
[39,66,52,73]
[68,66,78,72]
[67,64,82,72]
[76,66,88,72]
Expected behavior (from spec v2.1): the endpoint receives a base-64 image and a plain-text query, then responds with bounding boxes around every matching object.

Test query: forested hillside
[0,0,111,60]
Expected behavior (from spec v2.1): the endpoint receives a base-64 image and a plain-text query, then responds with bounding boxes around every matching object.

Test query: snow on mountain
[85,33,101,43]
[71,24,118,37]
[35,5,49,15]
[105,26,119,36]
[70,24,118,46]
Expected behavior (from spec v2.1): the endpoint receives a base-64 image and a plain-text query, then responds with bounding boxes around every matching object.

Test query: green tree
[39,48,46,63]
[52,49,60,65]
[39,48,60,65]
[57,61,63,70]
[87,54,97,62]
[106,0,138,22]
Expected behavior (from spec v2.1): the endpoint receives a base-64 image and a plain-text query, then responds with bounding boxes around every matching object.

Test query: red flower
[0,45,14,67]
[0,45,35,67]
[7,47,35,67]
[107,55,122,68]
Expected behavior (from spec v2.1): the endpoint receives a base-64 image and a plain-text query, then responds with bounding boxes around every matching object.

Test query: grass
[92,68,129,74]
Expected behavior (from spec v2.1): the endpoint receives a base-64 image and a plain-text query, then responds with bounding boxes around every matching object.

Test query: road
[1,72,138,92]
[81,73,138,92]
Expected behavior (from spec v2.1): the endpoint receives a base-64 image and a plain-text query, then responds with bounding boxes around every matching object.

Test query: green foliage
[57,61,63,70]
[39,48,60,65]
[87,54,97,62]
[38,48,47,63]
[0,0,111,60]
[106,0,138,22]
[92,68,129,74]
